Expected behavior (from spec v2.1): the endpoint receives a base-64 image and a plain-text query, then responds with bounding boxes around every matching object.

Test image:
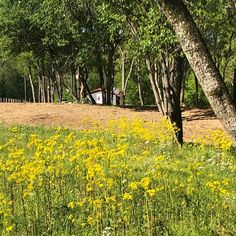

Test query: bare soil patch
[0,103,224,142]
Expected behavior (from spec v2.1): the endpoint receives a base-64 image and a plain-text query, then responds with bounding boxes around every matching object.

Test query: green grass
[0,120,236,236]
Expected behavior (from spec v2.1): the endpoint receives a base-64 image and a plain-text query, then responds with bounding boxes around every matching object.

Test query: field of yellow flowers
[0,117,236,235]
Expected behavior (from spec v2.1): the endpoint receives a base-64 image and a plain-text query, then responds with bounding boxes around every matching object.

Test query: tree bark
[146,57,165,115]
[38,76,41,102]
[58,73,64,102]
[161,54,184,144]
[97,60,106,104]
[104,45,115,105]
[120,49,126,106]
[180,76,185,108]
[120,50,135,107]
[160,0,236,143]
[71,68,79,102]
[41,74,46,103]
[78,67,96,104]
[28,66,36,103]
[194,74,199,108]
[50,70,60,102]
[137,63,144,106]
[170,56,184,144]
[233,69,236,107]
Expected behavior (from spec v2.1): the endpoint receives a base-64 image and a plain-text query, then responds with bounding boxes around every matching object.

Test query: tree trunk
[71,68,79,102]
[38,75,46,103]
[137,63,144,106]
[170,56,184,144]
[47,77,50,103]
[78,67,96,104]
[233,69,236,107]
[50,71,60,102]
[41,75,46,103]
[120,50,135,107]
[38,76,41,102]
[58,73,64,102]
[194,74,199,107]
[160,0,236,143]
[105,45,115,105]
[161,58,172,115]
[180,76,185,108]
[146,58,165,115]
[28,66,36,103]
[97,56,106,104]
[161,55,184,144]
[180,62,189,108]
[48,78,54,103]
[120,49,126,106]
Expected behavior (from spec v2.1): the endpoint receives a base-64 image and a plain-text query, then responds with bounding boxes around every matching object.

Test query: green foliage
[138,7,177,55]
[125,79,140,105]
[184,72,209,108]
[189,0,236,81]
[0,56,28,99]
[0,0,234,108]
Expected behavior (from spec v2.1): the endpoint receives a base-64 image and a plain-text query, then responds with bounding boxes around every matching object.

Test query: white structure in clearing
[87,88,120,105]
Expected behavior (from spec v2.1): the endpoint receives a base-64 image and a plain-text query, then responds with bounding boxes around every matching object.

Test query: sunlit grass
[0,118,236,235]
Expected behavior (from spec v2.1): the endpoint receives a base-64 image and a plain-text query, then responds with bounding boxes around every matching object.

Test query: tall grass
[0,118,235,235]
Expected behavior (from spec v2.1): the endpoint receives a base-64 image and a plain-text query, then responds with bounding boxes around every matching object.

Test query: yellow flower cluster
[206,179,230,196]
[195,129,232,150]
[0,118,235,235]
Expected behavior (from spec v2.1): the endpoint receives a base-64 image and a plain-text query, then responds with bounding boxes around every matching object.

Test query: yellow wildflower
[140,177,151,189]
[87,215,95,226]
[123,193,133,200]
[146,189,156,197]
[68,201,75,209]
[129,181,139,190]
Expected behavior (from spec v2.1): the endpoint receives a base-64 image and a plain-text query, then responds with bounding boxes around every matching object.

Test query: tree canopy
[0,0,235,142]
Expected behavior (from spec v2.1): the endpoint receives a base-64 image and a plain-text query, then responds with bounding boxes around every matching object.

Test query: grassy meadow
[0,117,236,235]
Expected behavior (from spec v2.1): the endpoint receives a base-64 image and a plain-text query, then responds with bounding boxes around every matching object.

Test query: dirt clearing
[0,103,224,142]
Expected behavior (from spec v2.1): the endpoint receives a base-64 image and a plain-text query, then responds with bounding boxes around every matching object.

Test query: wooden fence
[0,98,24,103]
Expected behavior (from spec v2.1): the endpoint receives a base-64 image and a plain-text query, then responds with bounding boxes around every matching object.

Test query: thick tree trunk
[171,56,184,144]
[161,55,184,144]
[160,0,236,143]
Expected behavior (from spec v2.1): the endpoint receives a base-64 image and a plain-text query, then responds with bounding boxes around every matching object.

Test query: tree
[107,0,185,143]
[188,0,236,79]
[159,0,236,143]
